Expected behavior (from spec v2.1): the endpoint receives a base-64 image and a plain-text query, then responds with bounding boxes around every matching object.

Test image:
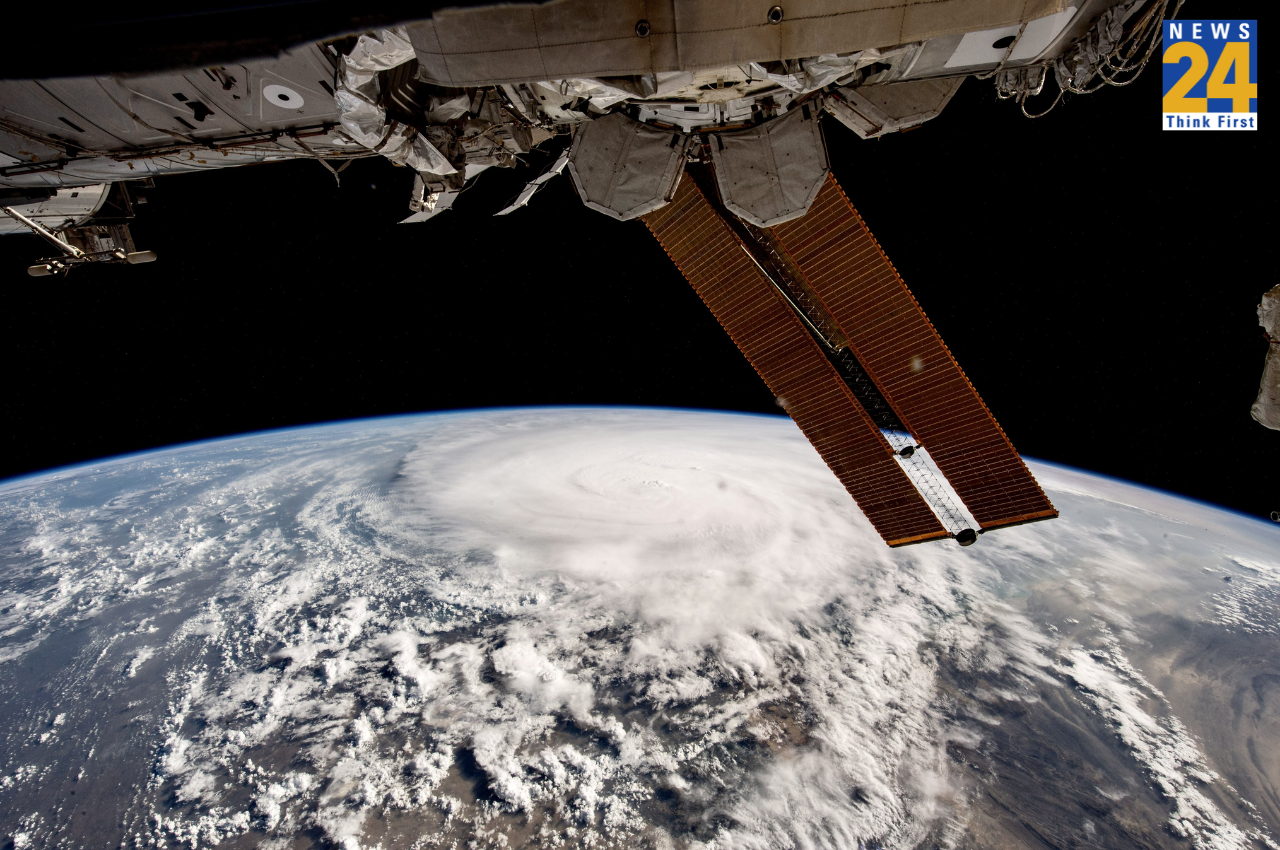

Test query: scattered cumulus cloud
[0,410,1274,850]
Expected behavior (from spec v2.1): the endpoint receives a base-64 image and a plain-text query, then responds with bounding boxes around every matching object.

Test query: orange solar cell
[770,174,1057,532]
[642,176,949,546]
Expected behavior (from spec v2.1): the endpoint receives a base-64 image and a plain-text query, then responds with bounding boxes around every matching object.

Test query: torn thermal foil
[825,77,964,139]
[537,78,633,112]
[401,186,458,224]
[495,152,570,216]
[334,28,456,176]
[750,45,921,96]
[1253,284,1280,431]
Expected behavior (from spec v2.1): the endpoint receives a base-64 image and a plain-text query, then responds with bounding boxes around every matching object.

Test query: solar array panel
[643,176,950,546]
[770,174,1057,531]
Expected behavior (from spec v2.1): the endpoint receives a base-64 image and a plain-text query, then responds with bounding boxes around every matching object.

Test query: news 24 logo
[1163,20,1257,130]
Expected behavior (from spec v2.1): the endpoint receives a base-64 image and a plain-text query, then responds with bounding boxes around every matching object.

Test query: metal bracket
[3,206,156,276]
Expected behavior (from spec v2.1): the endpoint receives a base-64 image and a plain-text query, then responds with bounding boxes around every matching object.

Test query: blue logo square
[1162,20,1257,129]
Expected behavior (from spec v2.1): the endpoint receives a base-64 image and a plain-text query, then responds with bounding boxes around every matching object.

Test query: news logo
[1163,20,1257,130]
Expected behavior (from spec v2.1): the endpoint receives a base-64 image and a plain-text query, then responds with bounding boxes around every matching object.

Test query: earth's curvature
[0,408,1276,850]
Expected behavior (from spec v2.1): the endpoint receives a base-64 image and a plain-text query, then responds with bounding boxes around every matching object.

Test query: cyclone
[0,408,1275,850]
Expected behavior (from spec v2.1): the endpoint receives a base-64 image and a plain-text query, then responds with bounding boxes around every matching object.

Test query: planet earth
[0,407,1276,850]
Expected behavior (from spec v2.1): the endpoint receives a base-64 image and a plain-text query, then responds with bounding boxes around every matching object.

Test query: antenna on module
[3,204,156,277]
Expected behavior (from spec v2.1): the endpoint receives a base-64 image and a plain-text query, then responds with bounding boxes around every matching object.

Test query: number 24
[1163,42,1257,113]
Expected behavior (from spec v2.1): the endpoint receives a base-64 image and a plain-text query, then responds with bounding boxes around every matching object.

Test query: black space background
[1,56,1274,522]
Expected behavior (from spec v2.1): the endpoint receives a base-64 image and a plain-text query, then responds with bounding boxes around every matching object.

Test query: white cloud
[1,409,1275,850]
